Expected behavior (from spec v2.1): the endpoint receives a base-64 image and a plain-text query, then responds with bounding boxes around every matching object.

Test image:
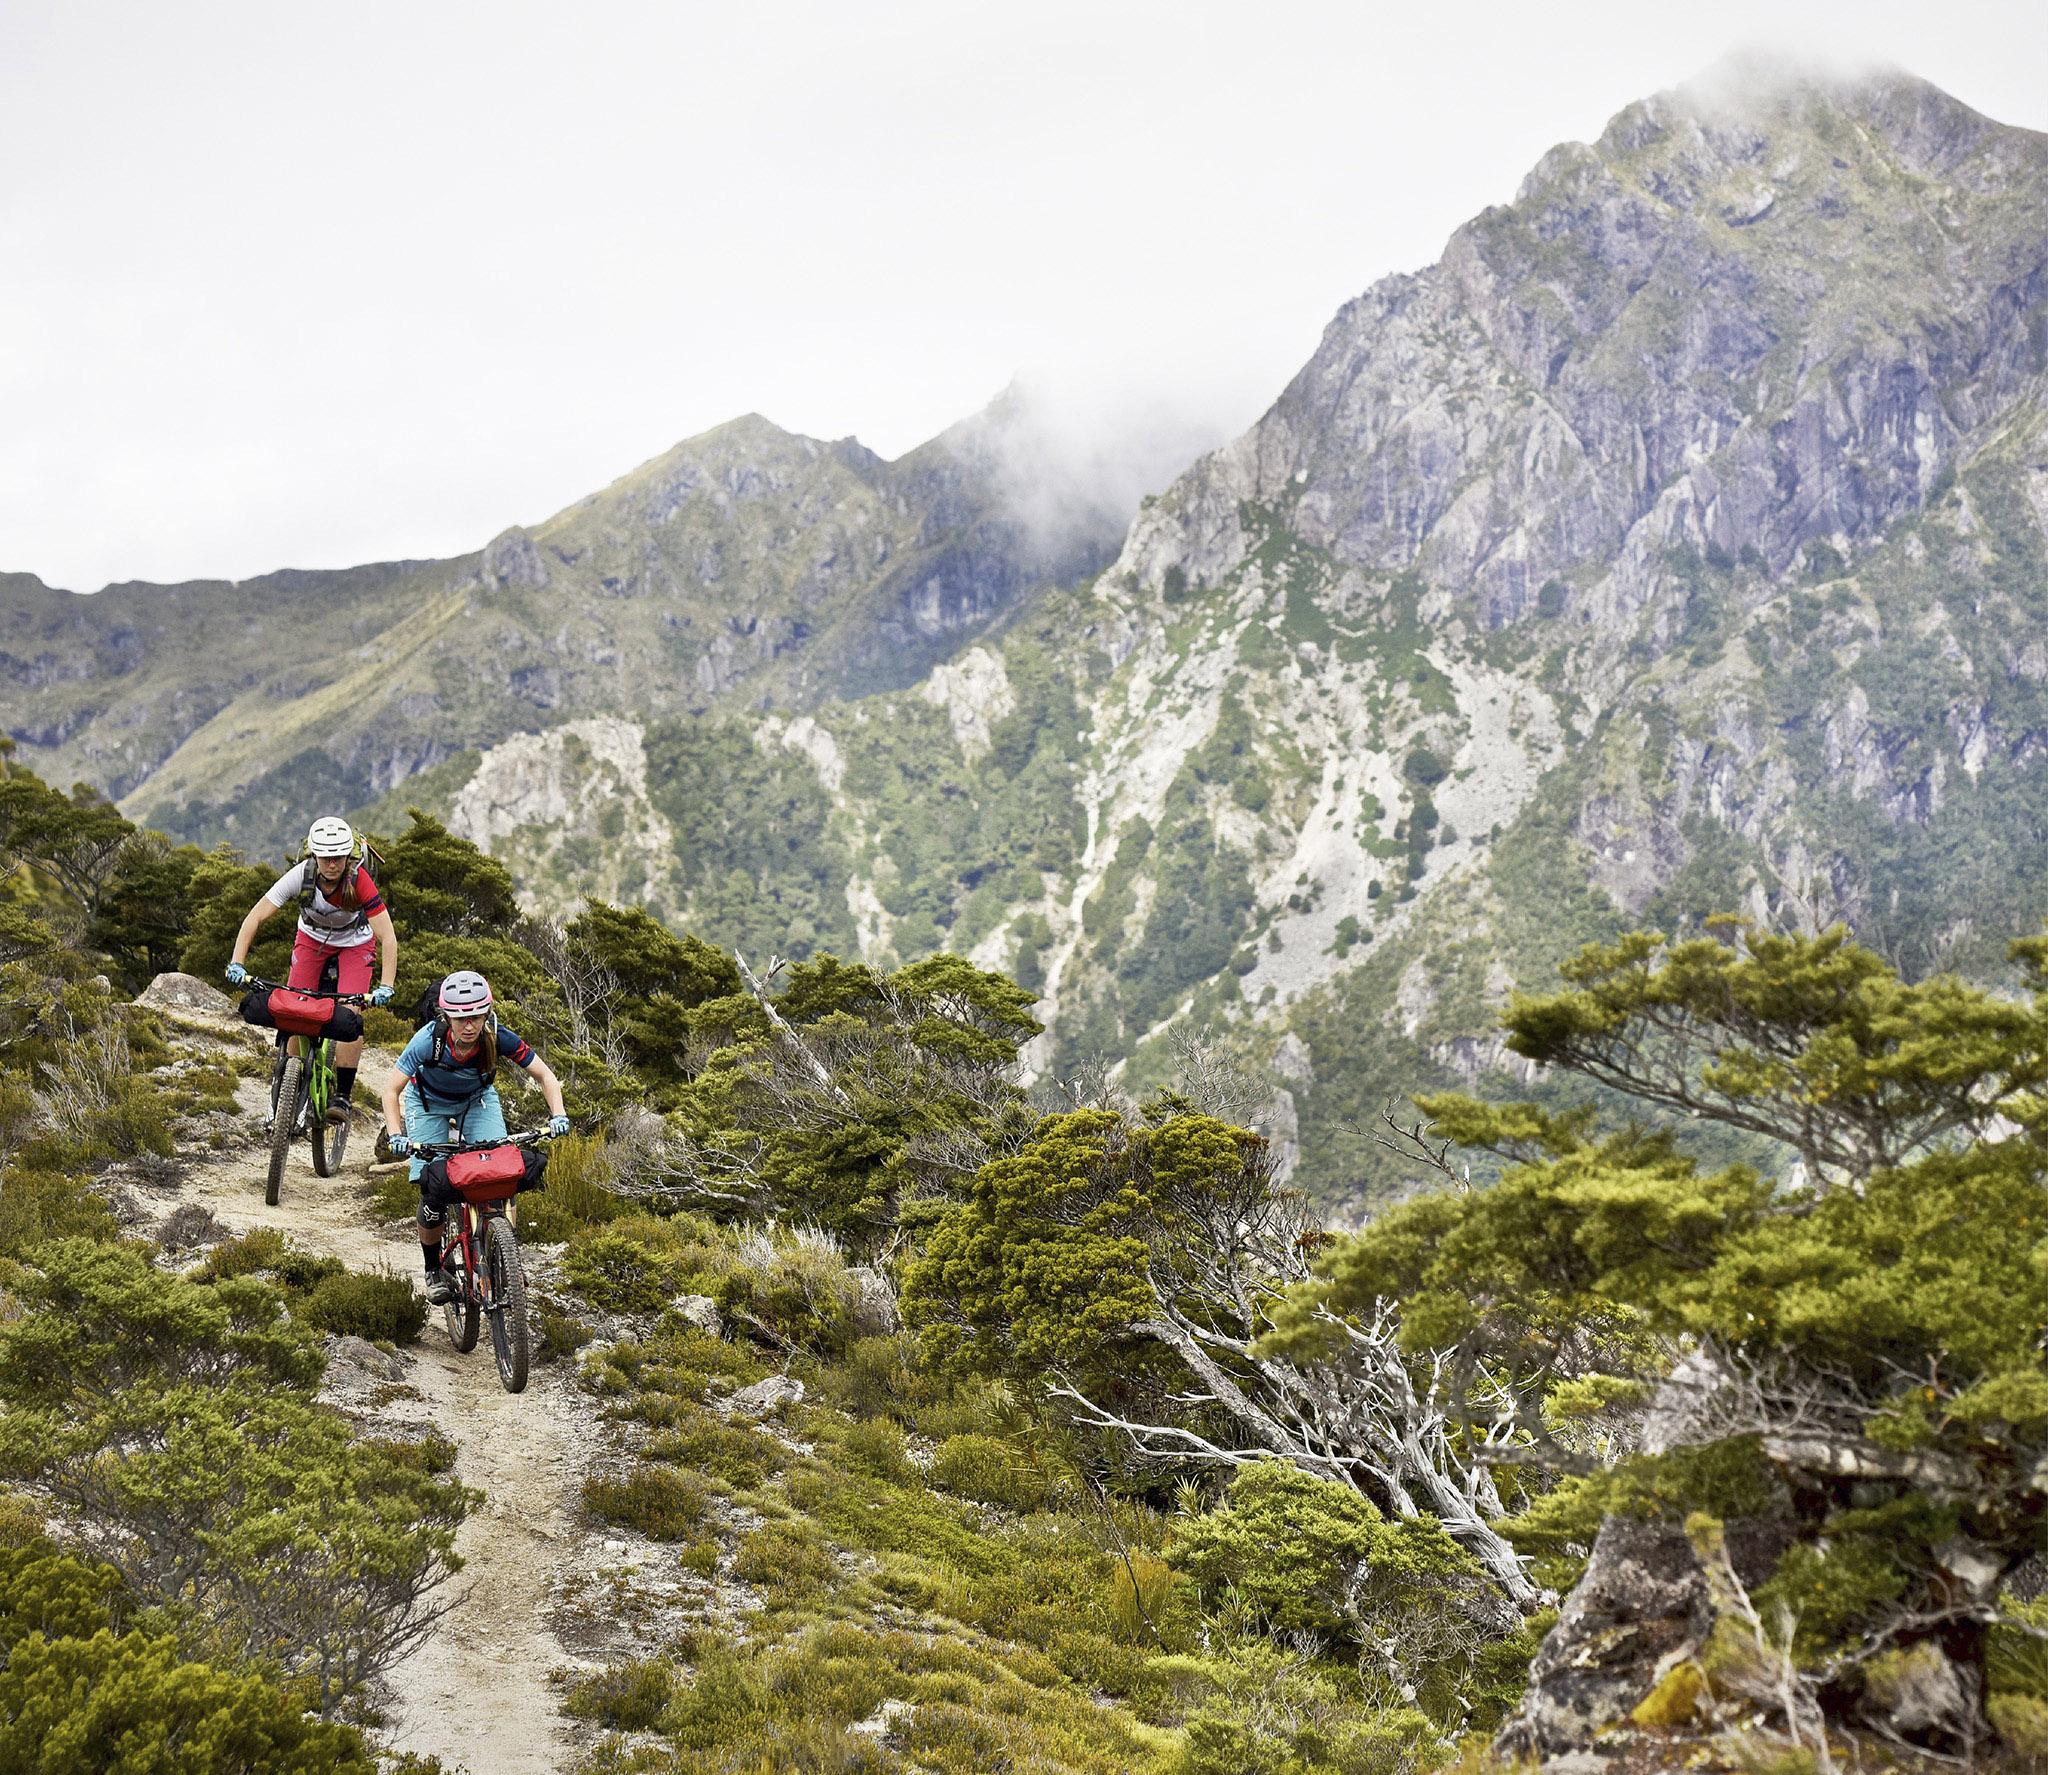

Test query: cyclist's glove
[549,1114,571,1139]
[225,961,248,986]
[388,1133,412,1158]
[368,984,394,1008]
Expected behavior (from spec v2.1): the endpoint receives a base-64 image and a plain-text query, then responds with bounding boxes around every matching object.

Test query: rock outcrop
[1494,1513,1798,1759]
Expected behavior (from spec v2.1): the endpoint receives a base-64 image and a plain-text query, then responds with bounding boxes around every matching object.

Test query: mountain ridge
[1,391,1148,856]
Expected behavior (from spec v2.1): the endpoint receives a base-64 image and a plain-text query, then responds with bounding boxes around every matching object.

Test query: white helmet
[306,817,355,858]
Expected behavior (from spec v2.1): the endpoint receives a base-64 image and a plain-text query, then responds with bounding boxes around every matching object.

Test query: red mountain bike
[416,1130,551,1394]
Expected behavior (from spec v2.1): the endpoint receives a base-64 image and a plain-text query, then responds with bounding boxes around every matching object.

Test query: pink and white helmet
[437,971,494,1016]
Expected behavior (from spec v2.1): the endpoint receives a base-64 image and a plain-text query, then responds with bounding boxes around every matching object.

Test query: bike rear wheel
[485,1216,529,1394]
[266,1052,303,1208]
[309,1044,348,1178]
[442,1229,480,1352]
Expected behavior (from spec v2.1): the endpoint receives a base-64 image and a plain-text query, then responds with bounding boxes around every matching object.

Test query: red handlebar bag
[238,987,364,1043]
[446,1144,530,1203]
[267,989,338,1037]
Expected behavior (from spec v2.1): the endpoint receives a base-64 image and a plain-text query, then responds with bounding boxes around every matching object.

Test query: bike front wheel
[442,1233,480,1353]
[266,1053,303,1208]
[309,1044,349,1179]
[485,1216,529,1394]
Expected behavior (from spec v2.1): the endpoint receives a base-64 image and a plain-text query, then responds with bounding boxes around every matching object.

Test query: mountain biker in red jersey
[226,817,397,1120]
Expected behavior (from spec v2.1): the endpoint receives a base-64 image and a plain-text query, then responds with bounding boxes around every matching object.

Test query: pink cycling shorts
[288,931,375,996]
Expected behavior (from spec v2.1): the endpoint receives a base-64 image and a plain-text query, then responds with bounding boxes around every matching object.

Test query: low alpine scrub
[582,1467,708,1541]
[298,1266,429,1346]
[0,1242,470,1715]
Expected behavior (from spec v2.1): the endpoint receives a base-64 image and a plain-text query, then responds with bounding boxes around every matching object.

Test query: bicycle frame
[240,974,367,1201]
[418,1131,548,1393]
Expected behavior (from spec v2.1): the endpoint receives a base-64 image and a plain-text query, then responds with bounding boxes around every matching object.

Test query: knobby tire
[309,1044,348,1179]
[266,1053,303,1208]
[443,1226,480,1352]
[486,1216,529,1394]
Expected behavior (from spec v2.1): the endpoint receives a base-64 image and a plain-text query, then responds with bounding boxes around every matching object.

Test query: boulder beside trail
[138,972,237,1017]
[730,1376,805,1418]
[673,1294,724,1338]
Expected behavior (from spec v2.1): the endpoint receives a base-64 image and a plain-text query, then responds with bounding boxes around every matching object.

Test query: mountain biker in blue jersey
[379,970,570,1302]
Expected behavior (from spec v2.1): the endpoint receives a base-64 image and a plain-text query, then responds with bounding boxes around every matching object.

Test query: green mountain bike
[241,974,366,1205]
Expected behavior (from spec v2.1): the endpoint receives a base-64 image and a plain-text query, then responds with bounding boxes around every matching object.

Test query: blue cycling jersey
[395,1023,535,1105]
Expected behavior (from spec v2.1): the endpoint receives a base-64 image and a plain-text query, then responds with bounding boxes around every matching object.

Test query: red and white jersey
[263,860,385,948]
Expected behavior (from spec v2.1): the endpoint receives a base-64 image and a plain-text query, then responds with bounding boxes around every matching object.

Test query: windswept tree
[668,950,1043,1240]
[1277,924,2048,1745]
[904,1094,1541,1610]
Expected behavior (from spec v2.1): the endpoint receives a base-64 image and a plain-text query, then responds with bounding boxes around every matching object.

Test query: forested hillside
[2,722,2045,1769]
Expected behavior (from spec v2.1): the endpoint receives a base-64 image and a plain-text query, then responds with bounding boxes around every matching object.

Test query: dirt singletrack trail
[177,1030,599,1775]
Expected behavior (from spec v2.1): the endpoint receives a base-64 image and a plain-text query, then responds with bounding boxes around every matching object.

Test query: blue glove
[225,961,247,986]
[388,1133,412,1158]
[549,1114,571,1139]
[369,984,393,1008]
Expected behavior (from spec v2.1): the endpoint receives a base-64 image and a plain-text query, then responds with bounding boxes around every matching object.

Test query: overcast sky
[4,0,2046,594]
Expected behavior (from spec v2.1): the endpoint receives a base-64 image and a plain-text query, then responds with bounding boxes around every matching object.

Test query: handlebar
[236,975,368,1005]
[411,1129,555,1158]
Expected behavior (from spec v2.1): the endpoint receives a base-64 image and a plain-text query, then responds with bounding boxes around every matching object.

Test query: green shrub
[275,1249,346,1291]
[819,1334,925,1421]
[1991,1597,2048,1702]
[24,1074,174,1169]
[565,1221,699,1312]
[565,1656,674,1729]
[300,1269,428,1346]
[0,1629,377,1773]
[900,1702,1011,1773]
[1105,1551,1177,1646]
[733,1521,839,1605]
[515,1131,623,1243]
[787,1470,1017,1583]
[359,1007,413,1047]
[582,1467,708,1540]
[642,1412,786,1487]
[366,1165,414,1223]
[199,1225,287,1280]
[930,1433,1057,1513]
[662,1649,775,1751]
[0,1167,115,1257]
[1168,1461,1473,1648]
[0,1493,46,1549]
[362,1431,458,1475]
[714,1227,862,1356]
[840,1417,915,1484]
[646,1320,767,1388]
[1991,1692,2048,1759]
[1048,1629,1166,1705]
[536,1310,594,1365]
[0,1542,123,1650]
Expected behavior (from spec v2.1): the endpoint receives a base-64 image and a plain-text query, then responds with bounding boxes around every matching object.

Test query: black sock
[422,1243,441,1276]
[335,1066,358,1102]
